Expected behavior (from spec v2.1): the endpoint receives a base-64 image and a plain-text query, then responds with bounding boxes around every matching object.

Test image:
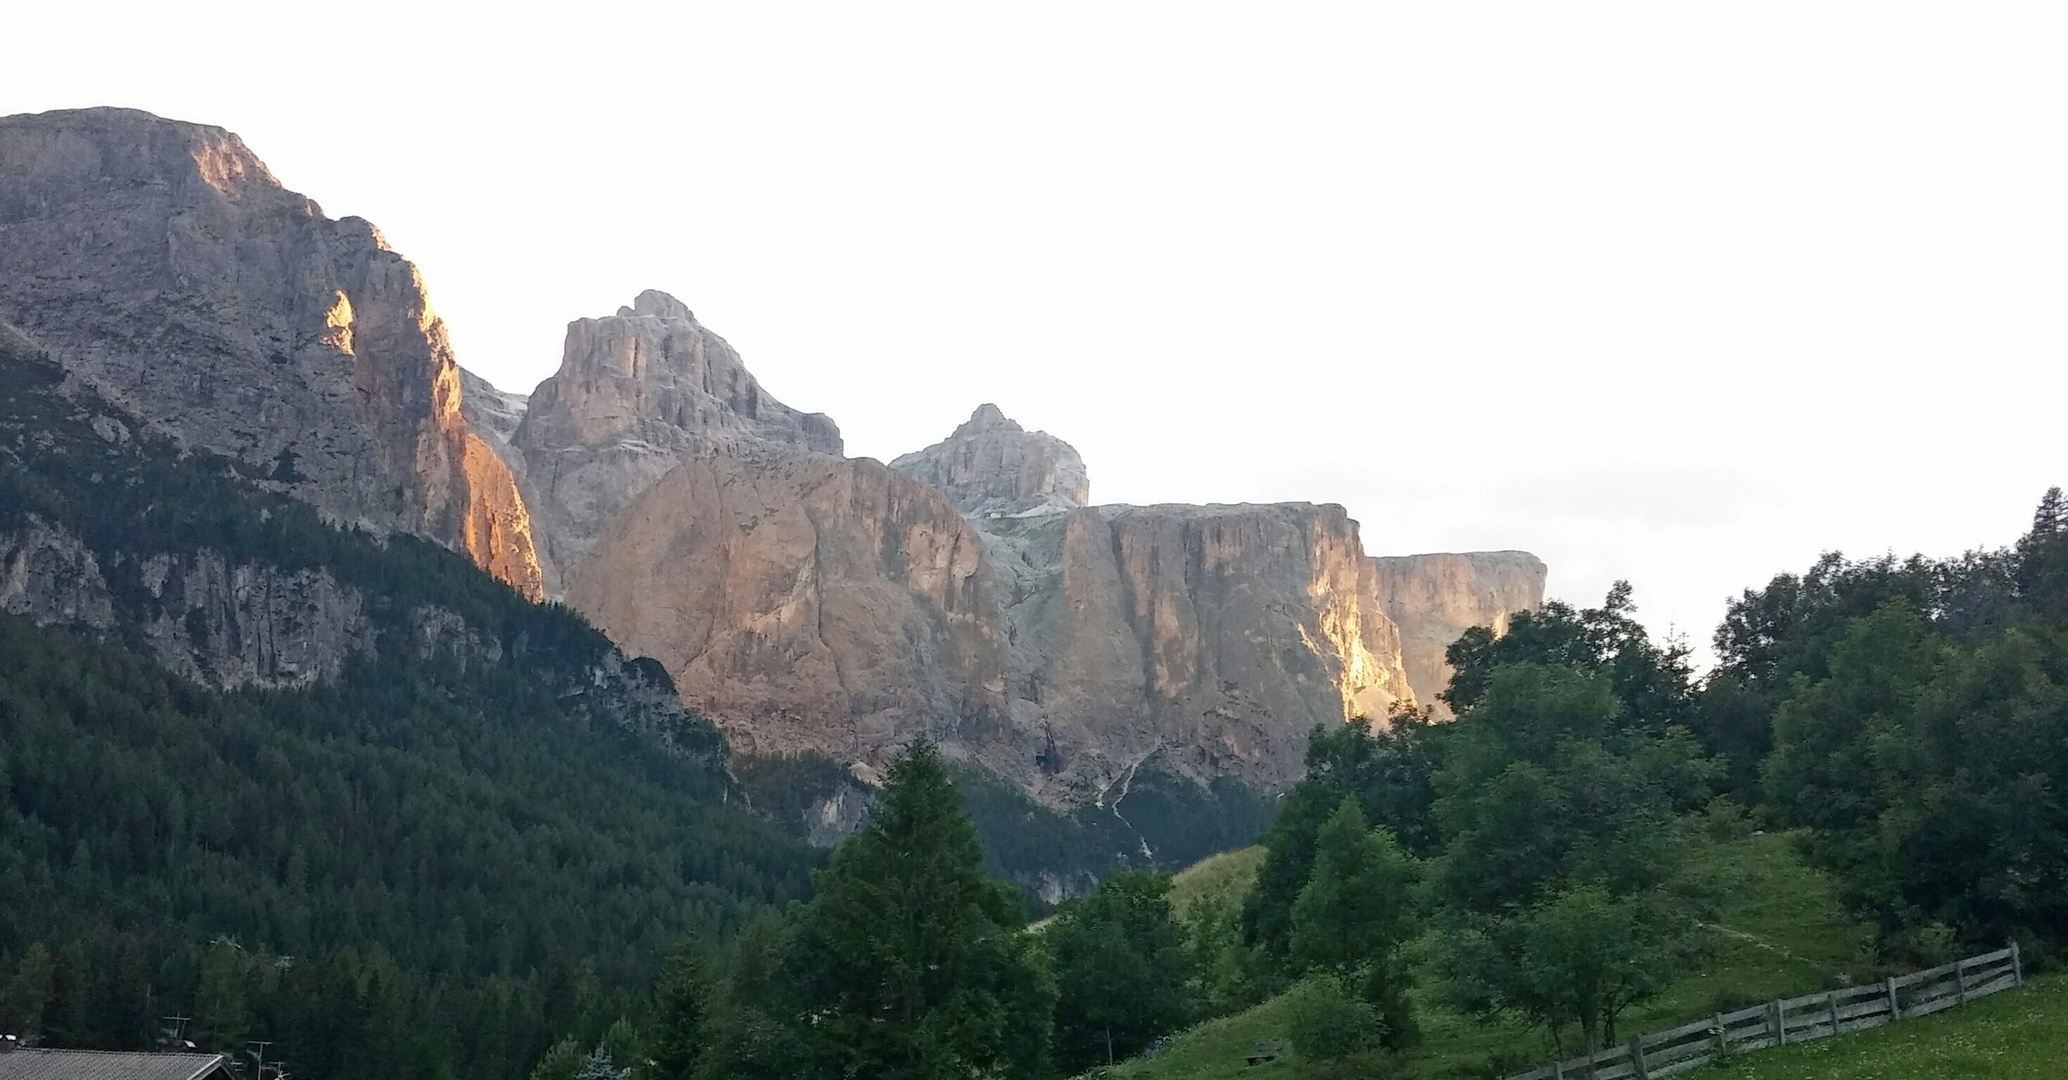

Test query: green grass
[1621,828,1882,1026]
[1112,831,1888,1080]
[1169,845,1265,920]
[1702,972,2068,1079]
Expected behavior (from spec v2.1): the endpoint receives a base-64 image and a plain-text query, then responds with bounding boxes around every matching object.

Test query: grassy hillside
[1169,845,1265,920]
[1114,831,1885,1080]
[1704,972,2068,1079]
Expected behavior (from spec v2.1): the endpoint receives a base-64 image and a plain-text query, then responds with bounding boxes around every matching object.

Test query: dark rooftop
[0,1049,230,1080]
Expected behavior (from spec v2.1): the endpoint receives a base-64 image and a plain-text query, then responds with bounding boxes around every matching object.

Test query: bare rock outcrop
[566,446,1009,766]
[2,514,371,689]
[1,515,116,630]
[1373,550,1548,717]
[551,388,1423,806]
[136,550,376,689]
[0,107,542,599]
[512,292,842,591]
[979,501,1416,802]
[890,404,1090,517]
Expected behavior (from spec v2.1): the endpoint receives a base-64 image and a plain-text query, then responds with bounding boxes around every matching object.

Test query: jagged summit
[617,288,697,322]
[507,292,843,591]
[892,404,1090,517]
[960,403,1018,434]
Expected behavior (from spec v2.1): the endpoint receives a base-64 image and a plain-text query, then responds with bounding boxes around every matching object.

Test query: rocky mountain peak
[621,289,696,322]
[519,292,840,456]
[959,403,1019,435]
[891,404,1090,517]
[0,106,543,600]
[507,293,843,591]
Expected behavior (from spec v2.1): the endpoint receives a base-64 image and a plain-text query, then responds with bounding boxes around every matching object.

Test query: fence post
[1628,1035,1647,1080]
[1885,975,1900,1021]
[1827,991,1840,1038]
[1956,957,1970,1005]
[2011,940,2024,987]
[1713,1012,1727,1057]
[1772,999,1787,1046]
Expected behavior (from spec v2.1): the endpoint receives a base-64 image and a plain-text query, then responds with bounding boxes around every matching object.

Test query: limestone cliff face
[1,515,117,631]
[890,404,1090,517]
[1373,550,1548,718]
[546,375,1420,802]
[512,292,842,591]
[979,501,1415,801]
[2,513,370,689]
[566,447,1009,767]
[135,550,377,689]
[0,108,541,599]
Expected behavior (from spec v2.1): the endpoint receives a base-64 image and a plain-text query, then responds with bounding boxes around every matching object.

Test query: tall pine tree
[645,942,710,1080]
[790,740,1053,1080]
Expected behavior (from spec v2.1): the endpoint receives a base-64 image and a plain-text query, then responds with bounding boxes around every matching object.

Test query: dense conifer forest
[0,340,820,1079]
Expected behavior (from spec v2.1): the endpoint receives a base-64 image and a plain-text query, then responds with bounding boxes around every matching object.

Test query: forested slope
[0,337,820,1079]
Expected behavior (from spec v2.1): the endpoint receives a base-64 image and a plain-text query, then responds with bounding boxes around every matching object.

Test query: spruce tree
[791,740,1052,1079]
[647,942,710,1080]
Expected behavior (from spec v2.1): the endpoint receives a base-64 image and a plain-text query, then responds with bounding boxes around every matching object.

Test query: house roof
[0,1050,231,1080]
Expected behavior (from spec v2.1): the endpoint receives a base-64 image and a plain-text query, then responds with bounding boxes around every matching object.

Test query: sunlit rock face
[890,404,1090,517]
[510,292,842,592]
[508,305,1426,802]
[975,500,1419,804]
[1372,550,1548,718]
[0,108,542,599]
[566,446,1012,770]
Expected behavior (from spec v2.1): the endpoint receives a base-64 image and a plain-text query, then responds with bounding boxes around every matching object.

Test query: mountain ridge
[0,105,1546,840]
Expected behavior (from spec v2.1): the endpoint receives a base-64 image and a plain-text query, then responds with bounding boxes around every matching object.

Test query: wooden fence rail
[1501,942,2024,1080]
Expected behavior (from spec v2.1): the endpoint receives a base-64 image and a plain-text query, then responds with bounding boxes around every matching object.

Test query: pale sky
[7,3,2065,664]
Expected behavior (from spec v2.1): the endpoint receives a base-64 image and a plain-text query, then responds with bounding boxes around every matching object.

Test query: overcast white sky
[7,3,2065,662]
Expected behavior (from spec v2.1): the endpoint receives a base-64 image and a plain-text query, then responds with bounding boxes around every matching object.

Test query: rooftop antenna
[160,1016,194,1051]
[247,1041,274,1079]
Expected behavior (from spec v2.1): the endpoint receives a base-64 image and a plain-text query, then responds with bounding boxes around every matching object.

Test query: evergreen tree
[527,1038,587,1080]
[790,740,1053,1080]
[2016,486,2068,622]
[646,943,710,1080]
[573,1048,628,1080]
[0,943,55,1043]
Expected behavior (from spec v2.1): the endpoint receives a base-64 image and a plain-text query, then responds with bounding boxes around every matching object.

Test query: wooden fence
[1502,942,2025,1080]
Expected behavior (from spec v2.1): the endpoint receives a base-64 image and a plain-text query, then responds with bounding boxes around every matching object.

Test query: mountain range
[0,107,1543,878]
